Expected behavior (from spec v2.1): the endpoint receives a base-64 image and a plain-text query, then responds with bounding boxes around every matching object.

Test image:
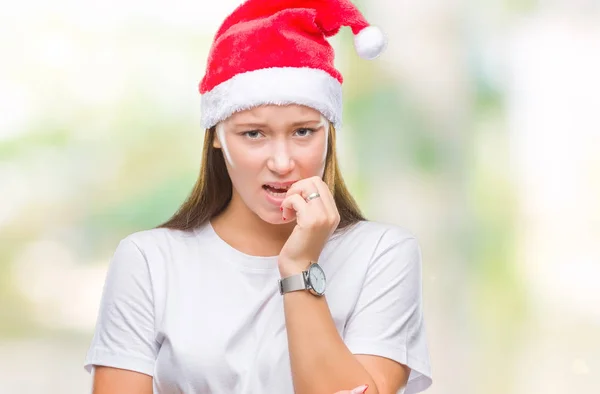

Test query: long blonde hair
[157,123,365,231]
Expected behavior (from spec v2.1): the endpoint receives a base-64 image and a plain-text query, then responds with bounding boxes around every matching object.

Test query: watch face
[308,264,326,295]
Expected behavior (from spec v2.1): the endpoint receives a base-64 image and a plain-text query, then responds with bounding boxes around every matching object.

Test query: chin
[256,209,287,225]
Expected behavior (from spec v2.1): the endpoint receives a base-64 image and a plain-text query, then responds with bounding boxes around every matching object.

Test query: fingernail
[351,385,369,394]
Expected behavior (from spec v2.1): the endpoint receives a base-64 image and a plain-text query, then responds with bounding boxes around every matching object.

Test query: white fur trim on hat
[200,67,342,129]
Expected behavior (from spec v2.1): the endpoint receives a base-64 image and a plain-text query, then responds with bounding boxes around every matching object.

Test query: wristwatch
[278,262,327,296]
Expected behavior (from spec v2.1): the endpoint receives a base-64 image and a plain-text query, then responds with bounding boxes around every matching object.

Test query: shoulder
[120,226,200,256]
[108,226,204,282]
[325,220,421,273]
[333,220,418,249]
[339,220,422,270]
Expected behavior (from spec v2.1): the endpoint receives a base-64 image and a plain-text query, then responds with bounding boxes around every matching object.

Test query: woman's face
[214,104,329,224]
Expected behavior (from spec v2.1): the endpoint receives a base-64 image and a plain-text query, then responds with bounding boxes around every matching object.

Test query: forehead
[224,104,323,128]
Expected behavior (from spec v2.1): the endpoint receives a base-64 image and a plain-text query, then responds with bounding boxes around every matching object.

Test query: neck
[211,191,296,257]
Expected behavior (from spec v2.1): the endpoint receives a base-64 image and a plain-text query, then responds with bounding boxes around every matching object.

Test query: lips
[262,180,299,207]
[263,185,288,206]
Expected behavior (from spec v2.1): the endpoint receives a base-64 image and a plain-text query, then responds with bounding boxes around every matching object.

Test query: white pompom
[353,26,387,60]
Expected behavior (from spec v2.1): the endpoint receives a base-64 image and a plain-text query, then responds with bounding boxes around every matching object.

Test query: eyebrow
[232,120,323,129]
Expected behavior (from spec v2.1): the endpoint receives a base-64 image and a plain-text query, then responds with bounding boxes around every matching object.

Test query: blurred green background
[1,0,599,393]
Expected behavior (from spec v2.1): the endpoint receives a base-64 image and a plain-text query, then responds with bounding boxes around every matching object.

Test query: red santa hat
[199,0,387,129]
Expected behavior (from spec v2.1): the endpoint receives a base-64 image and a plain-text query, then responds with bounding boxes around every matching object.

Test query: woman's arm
[84,238,159,391]
[92,366,152,394]
[283,281,409,394]
[279,178,423,394]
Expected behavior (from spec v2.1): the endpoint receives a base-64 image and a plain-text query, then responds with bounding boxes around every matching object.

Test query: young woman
[84,1,432,393]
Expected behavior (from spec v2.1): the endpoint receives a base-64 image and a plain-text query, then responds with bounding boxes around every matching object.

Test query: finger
[295,176,338,228]
[281,191,328,225]
[333,385,369,394]
[350,385,369,394]
[285,178,314,200]
[303,182,329,217]
[281,180,307,220]
[307,176,337,216]
[310,177,336,217]
[280,194,306,222]
[284,179,327,219]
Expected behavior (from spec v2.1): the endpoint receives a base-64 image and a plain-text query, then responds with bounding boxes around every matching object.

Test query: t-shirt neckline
[197,220,280,271]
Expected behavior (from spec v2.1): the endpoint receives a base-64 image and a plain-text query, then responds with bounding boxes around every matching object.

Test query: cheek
[224,141,264,189]
[300,147,326,170]
[299,136,328,173]
[228,143,266,170]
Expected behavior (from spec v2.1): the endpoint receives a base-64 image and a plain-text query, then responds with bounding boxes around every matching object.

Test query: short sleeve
[84,237,158,376]
[344,229,432,394]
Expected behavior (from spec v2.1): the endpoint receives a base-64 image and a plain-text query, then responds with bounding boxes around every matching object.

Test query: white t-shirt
[84,220,432,393]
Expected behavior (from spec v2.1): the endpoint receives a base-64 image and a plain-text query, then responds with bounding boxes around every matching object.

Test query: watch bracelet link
[278,271,309,295]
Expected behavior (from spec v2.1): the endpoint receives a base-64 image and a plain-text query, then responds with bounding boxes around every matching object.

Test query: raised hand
[277,176,340,277]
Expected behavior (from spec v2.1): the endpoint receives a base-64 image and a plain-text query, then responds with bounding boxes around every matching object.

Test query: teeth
[265,189,287,198]
[265,184,290,190]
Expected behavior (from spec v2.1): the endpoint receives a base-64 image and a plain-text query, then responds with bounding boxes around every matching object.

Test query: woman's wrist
[278,258,311,278]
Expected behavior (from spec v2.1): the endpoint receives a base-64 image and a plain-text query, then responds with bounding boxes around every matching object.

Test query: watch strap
[279,272,308,295]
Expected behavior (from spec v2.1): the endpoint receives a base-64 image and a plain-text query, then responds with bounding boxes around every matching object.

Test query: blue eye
[242,130,262,139]
[295,128,316,137]
[240,128,316,139]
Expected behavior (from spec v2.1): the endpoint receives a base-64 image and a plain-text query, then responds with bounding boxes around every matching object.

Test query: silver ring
[305,192,321,202]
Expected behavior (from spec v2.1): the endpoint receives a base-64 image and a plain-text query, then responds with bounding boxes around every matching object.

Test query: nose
[266,141,295,175]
